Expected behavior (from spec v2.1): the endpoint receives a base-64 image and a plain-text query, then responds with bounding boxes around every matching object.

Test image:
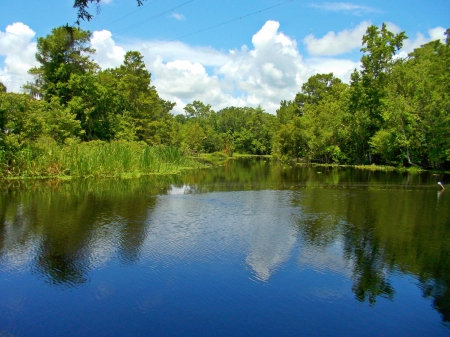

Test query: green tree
[234,106,277,155]
[295,73,344,109]
[275,73,347,162]
[103,51,177,145]
[348,23,407,163]
[184,100,213,120]
[276,100,300,125]
[0,92,47,160]
[372,32,450,168]
[26,25,97,105]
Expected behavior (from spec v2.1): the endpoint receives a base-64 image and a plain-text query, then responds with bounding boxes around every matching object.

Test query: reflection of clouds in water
[1,211,42,272]
[168,184,199,195]
[168,185,190,195]
[1,189,300,282]
[244,192,297,281]
[298,240,352,279]
[142,190,298,281]
[86,220,124,268]
[246,231,296,282]
[0,235,41,272]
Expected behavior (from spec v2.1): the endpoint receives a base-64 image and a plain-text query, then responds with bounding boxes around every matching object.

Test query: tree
[373,34,450,168]
[0,93,47,156]
[0,82,6,93]
[106,51,176,145]
[348,23,407,163]
[275,73,347,162]
[74,0,146,23]
[295,73,344,109]
[276,100,299,125]
[26,25,97,105]
[184,100,213,120]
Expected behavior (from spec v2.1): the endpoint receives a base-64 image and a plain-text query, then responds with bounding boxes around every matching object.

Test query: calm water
[1,159,450,336]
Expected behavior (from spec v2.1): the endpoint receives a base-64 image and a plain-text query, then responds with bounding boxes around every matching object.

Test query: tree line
[1,24,449,171]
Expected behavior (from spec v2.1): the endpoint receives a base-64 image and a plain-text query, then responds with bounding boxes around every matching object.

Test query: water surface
[1,159,449,336]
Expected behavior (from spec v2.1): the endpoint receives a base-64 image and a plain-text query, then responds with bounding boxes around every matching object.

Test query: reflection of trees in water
[0,178,167,287]
[2,160,450,322]
[420,278,450,324]
[36,242,88,286]
[343,225,394,305]
[292,185,450,319]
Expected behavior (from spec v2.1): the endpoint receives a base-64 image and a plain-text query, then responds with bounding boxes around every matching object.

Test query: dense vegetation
[1,24,449,178]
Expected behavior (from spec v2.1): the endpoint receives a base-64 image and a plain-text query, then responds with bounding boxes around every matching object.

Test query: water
[1,159,450,336]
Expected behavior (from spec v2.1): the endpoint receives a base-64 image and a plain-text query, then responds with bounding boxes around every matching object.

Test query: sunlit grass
[0,140,202,179]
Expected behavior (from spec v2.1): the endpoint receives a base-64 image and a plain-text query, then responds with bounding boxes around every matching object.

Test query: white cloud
[0,22,38,92]
[134,20,315,114]
[304,58,359,83]
[169,13,185,20]
[90,30,126,69]
[213,21,314,111]
[310,2,380,15]
[397,26,447,58]
[385,22,401,35]
[5,20,445,115]
[429,27,446,42]
[138,41,228,67]
[303,21,370,56]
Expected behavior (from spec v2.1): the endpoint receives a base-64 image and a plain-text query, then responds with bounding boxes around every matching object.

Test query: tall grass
[0,140,201,179]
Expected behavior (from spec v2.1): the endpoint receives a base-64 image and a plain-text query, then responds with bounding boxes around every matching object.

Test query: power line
[112,0,194,36]
[138,0,295,52]
[102,0,161,29]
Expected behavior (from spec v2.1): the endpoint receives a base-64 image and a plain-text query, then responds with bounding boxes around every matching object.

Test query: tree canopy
[1,23,450,172]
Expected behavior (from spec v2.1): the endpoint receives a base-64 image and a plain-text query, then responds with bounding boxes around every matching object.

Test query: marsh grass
[1,140,201,179]
[301,162,426,173]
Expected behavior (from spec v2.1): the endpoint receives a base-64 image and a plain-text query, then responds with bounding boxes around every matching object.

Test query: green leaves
[27,25,96,104]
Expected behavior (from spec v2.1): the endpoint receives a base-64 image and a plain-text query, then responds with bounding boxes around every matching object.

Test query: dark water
[1,159,450,336]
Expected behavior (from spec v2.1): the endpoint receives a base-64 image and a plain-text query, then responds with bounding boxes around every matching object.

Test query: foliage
[2,23,450,176]
[25,25,97,104]
[73,0,146,23]
[0,139,198,178]
[273,24,450,169]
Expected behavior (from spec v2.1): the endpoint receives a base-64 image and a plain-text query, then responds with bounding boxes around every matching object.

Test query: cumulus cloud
[138,41,228,67]
[90,30,126,69]
[396,26,446,58]
[305,58,359,83]
[214,21,314,112]
[7,20,445,115]
[303,21,370,56]
[0,22,38,92]
[310,2,380,15]
[110,21,319,114]
[428,27,447,42]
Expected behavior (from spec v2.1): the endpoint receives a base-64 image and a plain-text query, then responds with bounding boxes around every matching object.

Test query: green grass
[0,140,202,179]
[297,162,426,173]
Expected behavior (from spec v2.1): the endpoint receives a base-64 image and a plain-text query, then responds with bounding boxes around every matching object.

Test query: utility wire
[139,0,295,51]
[112,0,194,35]
[102,0,160,29]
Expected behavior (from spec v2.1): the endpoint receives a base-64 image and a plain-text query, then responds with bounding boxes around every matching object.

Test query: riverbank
[0,140,203,180]
[296,162,450,174]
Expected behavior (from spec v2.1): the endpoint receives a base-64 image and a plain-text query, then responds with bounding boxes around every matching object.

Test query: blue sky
[0,0,448,114]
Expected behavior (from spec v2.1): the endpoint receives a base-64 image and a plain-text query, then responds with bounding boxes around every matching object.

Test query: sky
[0,0,448,114]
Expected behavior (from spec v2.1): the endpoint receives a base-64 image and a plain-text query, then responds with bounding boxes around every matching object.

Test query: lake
[1,158,450,336]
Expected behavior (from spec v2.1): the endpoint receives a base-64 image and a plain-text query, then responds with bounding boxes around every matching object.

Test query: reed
[0,140,201,179]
